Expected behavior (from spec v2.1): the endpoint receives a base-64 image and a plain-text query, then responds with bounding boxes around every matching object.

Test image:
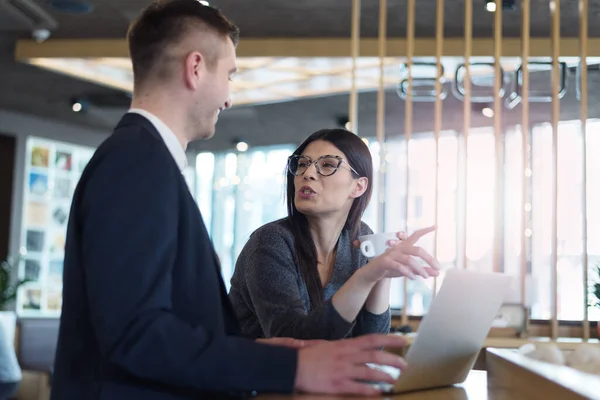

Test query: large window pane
[233,148,291,263]
[382,138,407,309]
[465,130,495,272]
[557,123,585,320]
[587,121,600,321]
[195,119,600,322]
[380,133,457,313]
[502,126,526,304]
[195,152,215,235]
[529,124,553,319]
[205,146,294,290]
[362,139,382,232]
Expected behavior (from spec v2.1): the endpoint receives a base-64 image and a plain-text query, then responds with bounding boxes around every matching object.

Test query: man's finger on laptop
[351,365,397,384]
[349,333,407,350]
[349,350,408,371]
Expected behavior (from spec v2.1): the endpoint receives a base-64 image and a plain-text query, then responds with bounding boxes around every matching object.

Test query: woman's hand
[352,231,407,249]
[357,226,440,284]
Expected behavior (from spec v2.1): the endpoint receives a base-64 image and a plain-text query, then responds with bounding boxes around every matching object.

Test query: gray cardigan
[228,218,391,340]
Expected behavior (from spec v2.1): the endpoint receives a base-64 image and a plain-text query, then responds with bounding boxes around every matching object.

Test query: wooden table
[396,333,600,350]
[487,348,600,400]
[258,370,488,399]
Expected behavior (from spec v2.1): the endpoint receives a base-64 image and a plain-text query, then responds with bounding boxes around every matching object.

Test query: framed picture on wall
[28,172,48,196]
[55,151,72,171]
[17,137,95,316]
[30,146,49,168]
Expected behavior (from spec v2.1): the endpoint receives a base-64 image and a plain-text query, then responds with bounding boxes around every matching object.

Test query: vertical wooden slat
[520,0,530,313]
[493,0,503,274]
[461,0,472,270]
[376,0,386,234]
[579,0,589,341]
[433,0,444,296]
[349,0,360,134]
[550,0,560,340]
[401,0,415,326]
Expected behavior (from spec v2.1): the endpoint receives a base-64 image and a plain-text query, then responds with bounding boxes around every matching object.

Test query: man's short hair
[127,0,239,86]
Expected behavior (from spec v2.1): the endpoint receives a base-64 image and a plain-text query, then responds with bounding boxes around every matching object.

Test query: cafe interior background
[0,2,599,395]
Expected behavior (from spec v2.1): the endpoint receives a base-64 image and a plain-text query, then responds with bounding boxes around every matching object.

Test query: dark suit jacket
[51,113,298,399]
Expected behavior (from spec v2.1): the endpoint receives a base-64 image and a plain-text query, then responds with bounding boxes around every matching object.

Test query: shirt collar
[128,108,188,171]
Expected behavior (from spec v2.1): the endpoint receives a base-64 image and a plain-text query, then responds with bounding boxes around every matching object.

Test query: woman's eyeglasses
[287,154,359,177]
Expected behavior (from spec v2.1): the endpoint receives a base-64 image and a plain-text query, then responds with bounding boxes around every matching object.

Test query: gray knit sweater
[228,218,391,340]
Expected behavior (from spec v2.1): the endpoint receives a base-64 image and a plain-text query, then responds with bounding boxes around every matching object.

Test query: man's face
[191,38,237,141]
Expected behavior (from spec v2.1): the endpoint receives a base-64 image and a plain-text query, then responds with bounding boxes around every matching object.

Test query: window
[206,145,295,289]
[195,152,216,236]
[368,120,600,320]
[195,120,599,321]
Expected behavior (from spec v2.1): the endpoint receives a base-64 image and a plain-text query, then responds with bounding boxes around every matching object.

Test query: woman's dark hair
[285,128,373,309]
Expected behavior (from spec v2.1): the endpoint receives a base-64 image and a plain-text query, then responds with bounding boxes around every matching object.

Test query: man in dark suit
[51,1,407,398]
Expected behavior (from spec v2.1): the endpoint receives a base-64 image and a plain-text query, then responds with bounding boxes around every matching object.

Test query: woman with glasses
[228,128,440,340]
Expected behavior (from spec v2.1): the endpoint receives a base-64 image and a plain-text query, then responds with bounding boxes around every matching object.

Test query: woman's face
[292,140,367,219]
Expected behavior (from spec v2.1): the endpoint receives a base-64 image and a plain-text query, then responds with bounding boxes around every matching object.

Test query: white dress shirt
[128,108,188,171]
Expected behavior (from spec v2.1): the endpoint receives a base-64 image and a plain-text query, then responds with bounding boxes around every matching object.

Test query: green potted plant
[591,263,600,338]
[0,257,29,340]
[0,255,29,312]
[0,255,29,344]
[0,255,29,393]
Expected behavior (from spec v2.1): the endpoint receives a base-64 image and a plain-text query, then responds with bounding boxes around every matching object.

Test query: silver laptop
[371,269,512,394]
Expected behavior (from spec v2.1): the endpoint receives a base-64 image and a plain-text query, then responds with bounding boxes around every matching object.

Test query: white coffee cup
[358,232,399,258]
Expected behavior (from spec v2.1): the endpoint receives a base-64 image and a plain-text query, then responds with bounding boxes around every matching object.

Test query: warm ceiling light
[482,107,494,118]
[236,141,249,152]
[486,0,517,12]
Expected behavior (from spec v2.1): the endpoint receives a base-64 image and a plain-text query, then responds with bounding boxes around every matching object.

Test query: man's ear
[350,177,368,198]
[184,51,204,89]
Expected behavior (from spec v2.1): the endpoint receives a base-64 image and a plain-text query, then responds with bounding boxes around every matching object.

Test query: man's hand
[294,334,408,395]
[256,337,327,349]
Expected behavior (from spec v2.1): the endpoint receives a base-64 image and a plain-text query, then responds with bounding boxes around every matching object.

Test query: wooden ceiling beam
[15,37,600,59]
